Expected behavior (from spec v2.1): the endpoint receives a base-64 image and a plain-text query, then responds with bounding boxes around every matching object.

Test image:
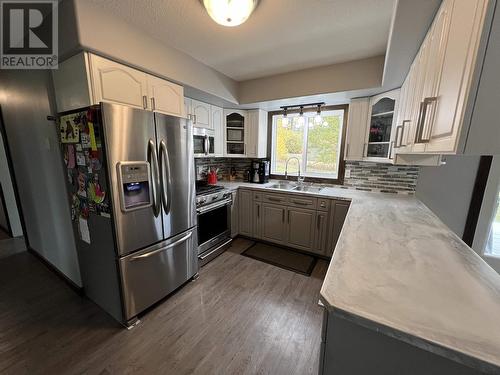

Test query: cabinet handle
[287,210,290,224]
[268,197,282,202]
[394,125,402,149]
[151,97,156,111]
[257,204,260,218]
[389,141,395,160]
[291,200,309,206]
[142,95,147,109]
[415,97,438,144]
[193,114,197,124]
[345,143,349,157]
[400,120,410,147]
[282,209,285,223]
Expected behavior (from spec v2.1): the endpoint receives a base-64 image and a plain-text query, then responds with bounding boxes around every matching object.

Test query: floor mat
[241,242,317,276]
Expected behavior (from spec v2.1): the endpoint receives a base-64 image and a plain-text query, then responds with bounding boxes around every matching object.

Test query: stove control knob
[223,193,230,199]
[211,194,219,201]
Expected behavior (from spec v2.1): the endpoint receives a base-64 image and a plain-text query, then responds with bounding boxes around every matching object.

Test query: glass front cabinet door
[224,110,247,156]
[364,89,400,160]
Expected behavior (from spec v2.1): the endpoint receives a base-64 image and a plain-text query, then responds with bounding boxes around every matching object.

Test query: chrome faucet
[285,157,304,183]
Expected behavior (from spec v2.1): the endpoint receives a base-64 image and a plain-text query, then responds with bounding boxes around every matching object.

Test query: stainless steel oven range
[196,185,232,266]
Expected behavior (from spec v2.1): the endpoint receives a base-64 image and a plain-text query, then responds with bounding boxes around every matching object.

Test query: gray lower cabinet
[326,201,350,256]
[253,201,262,239]
[238,189,253,237]
[286,207,316,252]
[315,211,329,255]
[231,191,239,238]
[234,189,350,257]
[261,203,287,245]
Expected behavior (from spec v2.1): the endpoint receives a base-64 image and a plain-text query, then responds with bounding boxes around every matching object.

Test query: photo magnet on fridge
[66,145,76,169]
[60,112,85,143]
[76,152,86,167]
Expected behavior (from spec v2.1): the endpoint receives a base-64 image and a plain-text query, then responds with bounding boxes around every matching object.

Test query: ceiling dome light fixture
[202,0,259,27]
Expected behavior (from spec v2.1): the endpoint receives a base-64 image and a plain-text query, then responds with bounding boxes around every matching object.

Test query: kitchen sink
[268,182,297,190]
[293,185,325,193]
[268,182,324,193]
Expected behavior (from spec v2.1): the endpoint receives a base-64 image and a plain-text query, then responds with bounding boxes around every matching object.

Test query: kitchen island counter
[219,180,500,373]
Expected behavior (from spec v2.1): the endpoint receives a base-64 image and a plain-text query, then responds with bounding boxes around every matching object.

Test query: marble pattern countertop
[217,180,500,374]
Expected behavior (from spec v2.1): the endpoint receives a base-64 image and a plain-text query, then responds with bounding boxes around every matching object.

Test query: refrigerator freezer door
[101,103,163,256]
[119,227,198,320]
[155,113,197,239]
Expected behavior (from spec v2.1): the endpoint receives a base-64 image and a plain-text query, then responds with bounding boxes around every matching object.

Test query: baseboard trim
[27,247,84,295]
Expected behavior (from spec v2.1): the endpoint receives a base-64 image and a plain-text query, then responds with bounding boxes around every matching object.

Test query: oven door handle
[196,198,232,215]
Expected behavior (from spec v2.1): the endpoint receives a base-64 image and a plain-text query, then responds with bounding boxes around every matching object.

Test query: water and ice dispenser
[117,162,152,212]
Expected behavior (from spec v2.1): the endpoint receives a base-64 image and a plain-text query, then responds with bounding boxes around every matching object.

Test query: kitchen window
[270,105,347,182]
[473,156,500,274]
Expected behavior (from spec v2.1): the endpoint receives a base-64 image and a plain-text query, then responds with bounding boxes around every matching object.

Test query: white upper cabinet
[364,89,400,161]
[246,109,268,159]
[395,0,499,156]
[344,89,399,163]
[147,75,184,117]
[224,109,247,157]
[52,52,184,116]
[190,99,211,129]
[89,54,149,110]
[211,105,224,157]
[345,98,370,161]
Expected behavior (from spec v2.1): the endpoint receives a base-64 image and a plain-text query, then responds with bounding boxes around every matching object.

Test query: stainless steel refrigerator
[58,102,197,326]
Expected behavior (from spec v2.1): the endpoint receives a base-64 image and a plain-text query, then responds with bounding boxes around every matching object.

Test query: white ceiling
[86,0,395,81]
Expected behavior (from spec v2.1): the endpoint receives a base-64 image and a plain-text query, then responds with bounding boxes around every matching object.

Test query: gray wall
[0,70,82,286]
[416,155,480,238]
[0,131,23,236]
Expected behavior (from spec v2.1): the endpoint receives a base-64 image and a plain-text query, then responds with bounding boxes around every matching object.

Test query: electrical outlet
[345,169,351,178]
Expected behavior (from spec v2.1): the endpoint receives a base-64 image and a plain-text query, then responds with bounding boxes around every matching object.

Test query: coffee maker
[250,160,270,183]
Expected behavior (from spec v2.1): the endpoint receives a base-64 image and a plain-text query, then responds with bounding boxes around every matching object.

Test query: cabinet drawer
[317,199,330,211]
[262,193,288,205]
[253,191,263,201]
[288,195,317,209]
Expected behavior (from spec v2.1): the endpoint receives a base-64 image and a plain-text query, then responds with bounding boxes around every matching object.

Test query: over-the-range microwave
[193,127,215,157]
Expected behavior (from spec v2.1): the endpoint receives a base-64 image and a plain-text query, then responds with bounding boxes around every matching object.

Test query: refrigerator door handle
[130,231,193,260]
[159,139,172,214]
[147,139,161,217]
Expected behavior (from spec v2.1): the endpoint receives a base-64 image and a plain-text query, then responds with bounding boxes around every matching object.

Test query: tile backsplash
[195,158,420,194]
[344,161,419,194]
[195,158,262,181]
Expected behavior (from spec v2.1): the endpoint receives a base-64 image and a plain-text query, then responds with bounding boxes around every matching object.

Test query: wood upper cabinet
[395,0,499,156]
[90,54,149,110]
[246,109,268,159]
[345,98,370,161]
[224,110,247,157]
[261,203,287,245]
[191,99,211,129]
[286,207,316,252]
[211,105,224,156]
[364,89,400,161]
[147,75,184,117]
[326,201,350,257]
[238,189,253,237]
[53,52,185,116]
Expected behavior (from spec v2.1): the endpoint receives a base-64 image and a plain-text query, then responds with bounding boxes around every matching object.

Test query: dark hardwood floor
[0,237,328,375]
